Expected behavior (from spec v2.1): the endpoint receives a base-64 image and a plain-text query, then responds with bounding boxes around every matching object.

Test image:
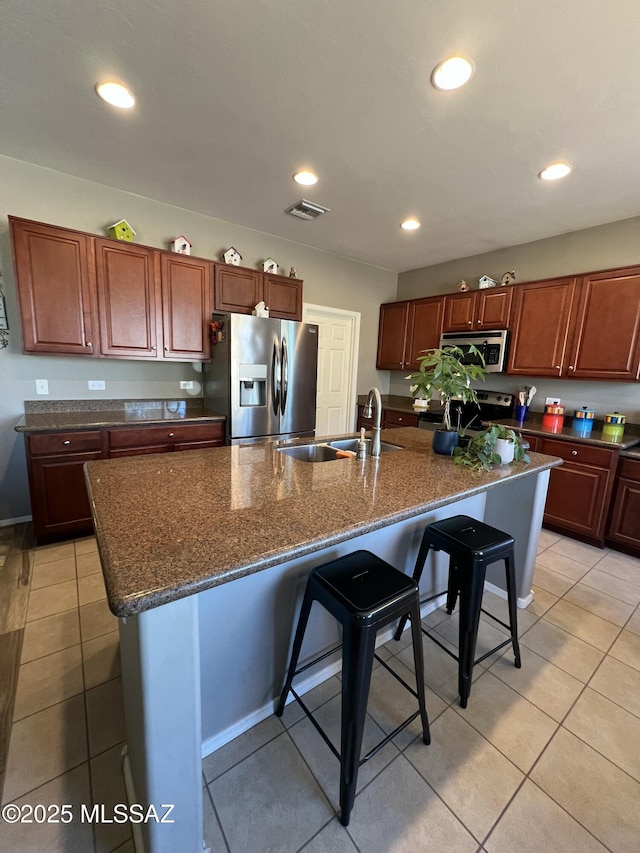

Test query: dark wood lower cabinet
[25,422,225,543]
[606,457,640,557]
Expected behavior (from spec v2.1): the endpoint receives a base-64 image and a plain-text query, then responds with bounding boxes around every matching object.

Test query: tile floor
[1,528,639,852]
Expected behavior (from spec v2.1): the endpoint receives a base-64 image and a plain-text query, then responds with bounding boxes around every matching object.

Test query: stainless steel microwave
[439,330,509,373]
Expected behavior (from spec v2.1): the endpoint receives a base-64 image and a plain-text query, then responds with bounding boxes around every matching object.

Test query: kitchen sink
[327,437,403,454]
[277,444,342,462]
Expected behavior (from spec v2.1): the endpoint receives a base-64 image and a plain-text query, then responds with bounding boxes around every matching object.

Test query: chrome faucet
[363,387,382,457]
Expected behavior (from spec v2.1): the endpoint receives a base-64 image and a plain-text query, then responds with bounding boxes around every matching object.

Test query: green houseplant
[453,424,530,471]
[406,345,486,455]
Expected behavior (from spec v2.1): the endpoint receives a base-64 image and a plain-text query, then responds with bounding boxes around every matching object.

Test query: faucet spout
[363,387,382,457]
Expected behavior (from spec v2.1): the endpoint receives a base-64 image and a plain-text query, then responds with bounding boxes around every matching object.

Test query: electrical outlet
[180,380,194,390]
[545,396,561,406]
[35,379,49,395]
[88,380,106,391]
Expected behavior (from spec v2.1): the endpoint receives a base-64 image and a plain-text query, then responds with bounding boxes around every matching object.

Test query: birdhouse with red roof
[170,236,192,255]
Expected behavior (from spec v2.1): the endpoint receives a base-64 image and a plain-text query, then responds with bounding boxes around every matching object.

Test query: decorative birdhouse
[108,220,136,242]
[457,280,469,292]
[170,236,192,255]
[500,270,516,286]
[263,257,278,274]
[478,275,498,289]
[223,247,242,266]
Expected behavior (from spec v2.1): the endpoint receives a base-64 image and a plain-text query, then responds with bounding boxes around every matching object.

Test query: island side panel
[198,493,486,753]
[119,595,203,853]
[483,468,551,606]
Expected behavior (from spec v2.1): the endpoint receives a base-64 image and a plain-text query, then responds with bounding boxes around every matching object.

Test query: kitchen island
[85,427,561,852]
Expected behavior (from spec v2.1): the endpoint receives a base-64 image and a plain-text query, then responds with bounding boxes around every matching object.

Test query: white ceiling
[2,0,640,273]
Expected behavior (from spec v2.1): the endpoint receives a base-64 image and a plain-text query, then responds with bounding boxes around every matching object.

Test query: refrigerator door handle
[281,336,288,415]
[271,336,281,415]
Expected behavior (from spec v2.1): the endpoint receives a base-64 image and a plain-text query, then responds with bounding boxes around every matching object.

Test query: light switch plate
[35,379,49,395]
[180,381,194,390]
[545,397,561,406]
[88,380,106,391]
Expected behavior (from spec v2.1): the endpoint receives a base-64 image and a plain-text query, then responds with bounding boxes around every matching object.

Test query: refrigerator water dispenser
[239,364,267,407]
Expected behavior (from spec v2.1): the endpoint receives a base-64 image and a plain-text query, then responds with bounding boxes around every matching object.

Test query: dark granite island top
[85,426,561,617]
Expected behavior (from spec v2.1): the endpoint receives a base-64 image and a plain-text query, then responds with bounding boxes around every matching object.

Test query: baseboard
[0,515,31,528]
[484,578,533,609]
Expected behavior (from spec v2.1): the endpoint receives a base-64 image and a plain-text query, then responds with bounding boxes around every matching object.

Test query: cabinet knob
[555,365,561,372]
[164,346,169,352]
[168,432,175,438]
[398,417,403,422]
[86,341,92,347]
[571,450,578,456]
[63,440,71,445]
[151,346,156,351]
[467,320,472,326]
[477,320,481,324]
[568,365,574,371]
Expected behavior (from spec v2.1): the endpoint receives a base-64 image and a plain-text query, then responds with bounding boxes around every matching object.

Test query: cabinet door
[214,265,262,314]
[27,452,102,542]
[96,240,161,358]
[476,288,512,330]
[10,217,97,356]
[507,278,577,376]
[405,296,445,370]
[263,274,302,321]
[607,474,640,554]
[443,292,475,332]
[376,301,409,370]
[567,267,640,380]
[161,254,212,360]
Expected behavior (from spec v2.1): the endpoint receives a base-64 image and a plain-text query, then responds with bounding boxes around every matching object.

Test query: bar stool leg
[275,587,314,717]
[339,624,376,827]
[393,531,433,641]
[408,599,431,745]
[505,553,522,668]
[445,558,459,614]
[457,561,486,709]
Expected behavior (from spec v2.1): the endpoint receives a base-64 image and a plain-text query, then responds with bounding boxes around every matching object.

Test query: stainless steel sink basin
[277,444,342,462]
[327,438,403,454]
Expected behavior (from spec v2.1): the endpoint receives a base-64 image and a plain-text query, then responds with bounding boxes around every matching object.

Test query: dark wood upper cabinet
[263,273,302,320]
[9,217,98,356]
[405,296,445,370]
[161,254,212,360]
[376,301,409,370]
[95,239,160,358]
[566,267,640,380]
[443,289,511,332]
[507,277,578,376]
[213,265,262,314]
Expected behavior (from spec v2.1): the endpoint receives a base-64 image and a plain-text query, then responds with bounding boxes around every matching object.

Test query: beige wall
[391,218,640,419]
[0,156,397,523]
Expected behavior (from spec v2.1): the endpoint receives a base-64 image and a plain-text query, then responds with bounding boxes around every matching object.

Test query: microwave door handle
[281,336,288,415]
[271,336,280,415]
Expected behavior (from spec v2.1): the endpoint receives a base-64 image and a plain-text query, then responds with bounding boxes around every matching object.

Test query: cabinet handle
[571,450,578,456]
[86,341,93,347]
[168,432,175,437]
[63,440,71,445]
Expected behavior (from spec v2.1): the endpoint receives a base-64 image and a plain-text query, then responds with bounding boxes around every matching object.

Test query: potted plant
[406,345,486,455]
[453,424,530,471]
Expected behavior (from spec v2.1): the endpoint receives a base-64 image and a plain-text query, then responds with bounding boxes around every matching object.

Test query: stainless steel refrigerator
[204,313,319,443]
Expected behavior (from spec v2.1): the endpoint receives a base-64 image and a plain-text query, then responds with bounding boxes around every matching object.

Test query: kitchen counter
[86,426,561,617]
[85,427,560,852]
[491,412,640,450]
[15,397,225,432]
[356,393,421,415]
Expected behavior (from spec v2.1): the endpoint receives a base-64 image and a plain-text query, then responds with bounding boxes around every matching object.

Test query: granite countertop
[84,427,561,617]
[620,446,640,460]
[495,412,640,451]
[15,399,225,432]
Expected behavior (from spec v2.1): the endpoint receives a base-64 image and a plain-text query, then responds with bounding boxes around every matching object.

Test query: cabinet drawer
[539,439,616,469]
[108,421,224,449]
[383,410,418,428]
[27,430,103,456]
[619,457,640,483]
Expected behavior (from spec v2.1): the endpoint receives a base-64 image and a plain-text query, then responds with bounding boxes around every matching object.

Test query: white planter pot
[495,438,515,465]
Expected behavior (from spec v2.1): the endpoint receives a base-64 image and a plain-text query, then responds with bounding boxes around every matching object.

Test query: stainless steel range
[416,390,514,432]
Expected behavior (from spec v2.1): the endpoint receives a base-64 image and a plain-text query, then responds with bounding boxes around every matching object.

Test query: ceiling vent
[286,199,331,220]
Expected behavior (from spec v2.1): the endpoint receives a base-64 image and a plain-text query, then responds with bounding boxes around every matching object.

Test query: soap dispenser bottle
[356,428,368,461]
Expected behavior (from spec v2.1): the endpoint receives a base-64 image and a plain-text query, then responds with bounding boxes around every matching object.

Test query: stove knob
[497,396,502,401]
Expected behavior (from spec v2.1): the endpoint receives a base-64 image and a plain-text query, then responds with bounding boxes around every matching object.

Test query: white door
[303,304,360,438]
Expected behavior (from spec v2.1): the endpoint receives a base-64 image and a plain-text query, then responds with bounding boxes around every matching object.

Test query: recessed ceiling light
[431,56,475,91]
[539,162,572,181]
[293,170,318,186]
[95,81,135,109]
[400,218,421,231]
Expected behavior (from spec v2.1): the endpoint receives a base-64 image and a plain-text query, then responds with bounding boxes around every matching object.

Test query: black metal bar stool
[275,550,430,827]
[394,515,521,708]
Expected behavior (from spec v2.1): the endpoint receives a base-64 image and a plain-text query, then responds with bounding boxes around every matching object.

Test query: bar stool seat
[394,515,521,708]
[275,550,430,827]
